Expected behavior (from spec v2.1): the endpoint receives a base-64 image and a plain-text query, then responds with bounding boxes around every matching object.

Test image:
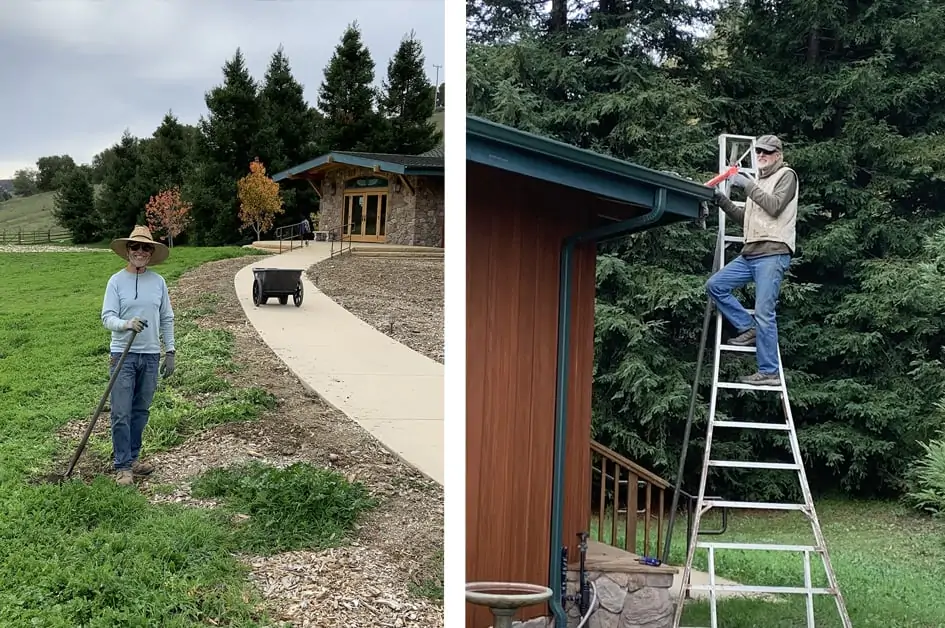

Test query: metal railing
[590,439,728,564]
[274,222,304,253]
[326,223,354,258]
[0,228,72,245]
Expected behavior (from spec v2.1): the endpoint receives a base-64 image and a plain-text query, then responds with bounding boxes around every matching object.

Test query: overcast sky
[0,0,446,179]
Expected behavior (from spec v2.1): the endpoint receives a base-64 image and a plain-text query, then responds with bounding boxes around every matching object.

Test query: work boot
[729,328,756,346]
[132,460,154,476]
[115,469,134,486]
[739,371,781,387]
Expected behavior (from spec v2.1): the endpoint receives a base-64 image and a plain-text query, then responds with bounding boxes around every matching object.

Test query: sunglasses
[128,243,154,253]
[755,148,777,155]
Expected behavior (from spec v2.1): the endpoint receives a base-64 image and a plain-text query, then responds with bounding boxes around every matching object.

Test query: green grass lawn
[0,248,376,626]
[594,499,945,627]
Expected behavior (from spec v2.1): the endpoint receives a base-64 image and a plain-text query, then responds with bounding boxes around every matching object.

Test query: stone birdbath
[465,581,554,628]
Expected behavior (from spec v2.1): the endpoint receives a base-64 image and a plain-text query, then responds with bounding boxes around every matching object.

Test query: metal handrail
[324,222,354,258]
[275,222,305,253]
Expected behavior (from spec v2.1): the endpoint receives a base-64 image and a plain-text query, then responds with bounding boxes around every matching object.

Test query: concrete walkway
[233,241,444,485]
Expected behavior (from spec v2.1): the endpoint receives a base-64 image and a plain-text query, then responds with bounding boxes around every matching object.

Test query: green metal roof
[466,115,713,219]
[272,150,444,182]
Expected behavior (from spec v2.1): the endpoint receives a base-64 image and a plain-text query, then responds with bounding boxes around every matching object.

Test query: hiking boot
[115,469,134,486]
[729,328,756,346]
[739,371,781,387]
[132,460,154,476]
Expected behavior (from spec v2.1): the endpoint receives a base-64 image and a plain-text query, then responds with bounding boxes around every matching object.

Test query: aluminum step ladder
[669,134,853,628]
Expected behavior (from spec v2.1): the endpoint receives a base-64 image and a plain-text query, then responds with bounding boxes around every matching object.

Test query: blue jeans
[706,254,791,375]
[109,352,160,470]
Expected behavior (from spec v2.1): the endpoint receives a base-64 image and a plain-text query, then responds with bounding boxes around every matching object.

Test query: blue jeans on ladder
[706,254,791,375]
[109,352,160,471]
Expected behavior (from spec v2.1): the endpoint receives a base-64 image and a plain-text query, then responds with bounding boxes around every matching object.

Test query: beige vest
[743,165,798,254]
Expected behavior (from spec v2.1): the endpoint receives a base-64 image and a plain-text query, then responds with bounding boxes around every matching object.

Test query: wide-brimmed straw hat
[110,225,169,265]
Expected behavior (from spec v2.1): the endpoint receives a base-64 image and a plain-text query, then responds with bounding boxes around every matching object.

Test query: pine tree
[53,168,100,243]
[316,23,381,152]
[377,31,441,154]
[187,48,266,245]
[259,45,322,223]
[139,112,194,195]
[261,45,319,172]
[95,130,149,238]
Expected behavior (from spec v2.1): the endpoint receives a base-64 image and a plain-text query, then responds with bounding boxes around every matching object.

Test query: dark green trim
[548,196,668,628]
[272,153,444,182]
[467,115,713,214]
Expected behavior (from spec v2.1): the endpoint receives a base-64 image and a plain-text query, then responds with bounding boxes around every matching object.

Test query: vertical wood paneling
[466,164,598,628]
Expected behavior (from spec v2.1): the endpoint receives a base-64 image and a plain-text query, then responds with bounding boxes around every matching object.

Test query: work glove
[713,188,728,205]
[125,318,147,333]
[730,173,753,188]
[161,351,175,378]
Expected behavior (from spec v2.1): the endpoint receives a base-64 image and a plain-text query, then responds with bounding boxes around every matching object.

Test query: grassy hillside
[0,191,60,233]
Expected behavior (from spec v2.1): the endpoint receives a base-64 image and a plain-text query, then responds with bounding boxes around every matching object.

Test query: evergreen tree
[187,48,266,245]
[259,45,322,223]
[694,0,945,497]
[52,168,100,243]
[467,0,945,501]
[377,31,441,154]
[317,23,381,152]
[261,45,320,172]
[139,112,194,194]
[95,130,149,238]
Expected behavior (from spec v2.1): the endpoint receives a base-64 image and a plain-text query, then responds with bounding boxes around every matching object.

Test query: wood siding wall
[466,163,598,628]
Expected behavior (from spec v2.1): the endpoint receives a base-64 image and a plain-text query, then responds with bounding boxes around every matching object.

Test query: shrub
[906,401,945,518]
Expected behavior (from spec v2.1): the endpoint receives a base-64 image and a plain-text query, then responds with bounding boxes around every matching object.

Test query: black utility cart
[252,268,304,307]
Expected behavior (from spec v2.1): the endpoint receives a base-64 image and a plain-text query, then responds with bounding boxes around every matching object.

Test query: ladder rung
[697,541,819,552]
[689,584,834,595]
[709,460,799,470]
[719,344,756,353]
[723,235,744,244]
[716,381,782,391]
[704,499,805,510]
[711,420,790,430]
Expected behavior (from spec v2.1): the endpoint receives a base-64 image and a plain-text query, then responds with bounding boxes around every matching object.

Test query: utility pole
[433,63,442,109]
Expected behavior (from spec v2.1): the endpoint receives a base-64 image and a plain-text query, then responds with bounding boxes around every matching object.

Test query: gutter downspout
[548,188,668,628]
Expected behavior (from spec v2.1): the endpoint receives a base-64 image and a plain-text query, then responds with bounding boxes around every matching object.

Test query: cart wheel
[252,279,262,306]
[294,281,304,307]
[279,295,288,305]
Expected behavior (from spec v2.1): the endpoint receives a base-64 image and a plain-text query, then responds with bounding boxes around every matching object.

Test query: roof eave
[466,115,714,210]
[273,152,444,182]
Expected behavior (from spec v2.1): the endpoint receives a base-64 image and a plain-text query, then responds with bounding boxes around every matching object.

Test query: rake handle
[64,328,140,478]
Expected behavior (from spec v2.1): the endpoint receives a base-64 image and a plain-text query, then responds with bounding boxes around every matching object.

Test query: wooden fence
[0,228,72,245]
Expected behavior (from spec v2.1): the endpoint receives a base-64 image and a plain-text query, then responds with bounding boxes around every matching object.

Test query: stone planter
[511,565,675,628]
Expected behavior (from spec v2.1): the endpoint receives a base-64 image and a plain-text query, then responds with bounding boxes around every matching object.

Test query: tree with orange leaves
[145,186,192,248]
[237,158,284,241]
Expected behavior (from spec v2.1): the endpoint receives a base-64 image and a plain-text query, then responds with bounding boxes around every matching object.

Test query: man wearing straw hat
[101,225,176,486]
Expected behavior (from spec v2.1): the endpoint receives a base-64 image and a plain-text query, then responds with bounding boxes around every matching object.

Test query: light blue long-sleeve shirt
[101,268,175,354]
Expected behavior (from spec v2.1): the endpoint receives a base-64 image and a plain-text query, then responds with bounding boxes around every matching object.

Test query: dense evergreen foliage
[468,0,945,502]
[37,23,441,245]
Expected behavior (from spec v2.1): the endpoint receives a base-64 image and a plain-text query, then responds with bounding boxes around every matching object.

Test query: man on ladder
[707,134,797,387]
[668,132,853,628]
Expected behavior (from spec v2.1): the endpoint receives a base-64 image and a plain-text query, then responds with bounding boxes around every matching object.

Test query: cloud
[0,0,446,178]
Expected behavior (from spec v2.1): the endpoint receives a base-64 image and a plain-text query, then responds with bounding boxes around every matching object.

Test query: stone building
[272,146,444,247]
